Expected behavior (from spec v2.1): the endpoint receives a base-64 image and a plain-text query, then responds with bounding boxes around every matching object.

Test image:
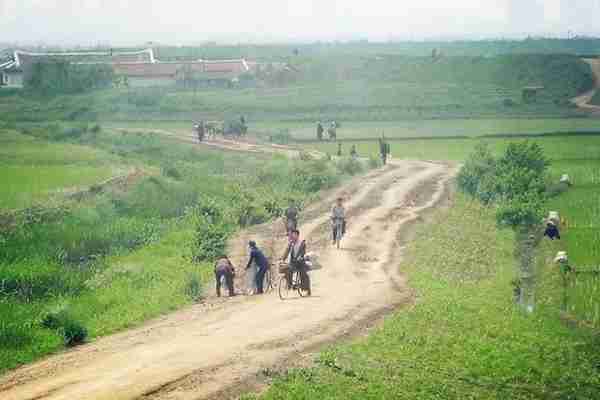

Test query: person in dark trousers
[246,241,270,294]
[281,229,311,295]
[337,143,343,157]
[379,135,390,165]
[544,222,561,240]
[284,201,299,235]
[350,144,358,158]
[214,255,235,297]
[317,121,324,141]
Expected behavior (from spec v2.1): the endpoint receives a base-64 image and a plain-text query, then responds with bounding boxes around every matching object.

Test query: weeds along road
[0,138,456,400]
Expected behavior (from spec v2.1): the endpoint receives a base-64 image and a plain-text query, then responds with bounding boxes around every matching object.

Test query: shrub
[185,273,203,301]
[61,319,88,346]
[336,157,364,176]
[161,163,182,180]
[457,143,496,202]
[194,217,231,262]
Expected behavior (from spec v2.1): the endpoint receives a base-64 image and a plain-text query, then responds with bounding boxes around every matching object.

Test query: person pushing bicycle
[331,197,346,245]
[281,229,311,296]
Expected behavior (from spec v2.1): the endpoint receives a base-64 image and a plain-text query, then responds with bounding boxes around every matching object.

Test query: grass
[256,118,600,141]
[248,195,600,400]
[0,130,121,210]
[0,126,364,374]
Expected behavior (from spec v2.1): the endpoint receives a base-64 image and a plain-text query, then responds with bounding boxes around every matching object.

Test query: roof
[13,49,155,68]
[114,60,249,79]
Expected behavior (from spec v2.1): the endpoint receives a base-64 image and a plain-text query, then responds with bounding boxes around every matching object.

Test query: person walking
[246,241,270,294]
[317,121,324,141]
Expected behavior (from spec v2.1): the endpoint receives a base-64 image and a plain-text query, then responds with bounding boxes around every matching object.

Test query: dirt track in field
[0,137,456,400]
[572,58,600,114]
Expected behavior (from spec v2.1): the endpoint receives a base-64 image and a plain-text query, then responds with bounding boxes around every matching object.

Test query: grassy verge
[0,130,121,210]
[248,194,600,400]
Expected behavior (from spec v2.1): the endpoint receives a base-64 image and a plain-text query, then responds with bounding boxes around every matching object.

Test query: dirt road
[572,58,600,114]
[0,141,455,400]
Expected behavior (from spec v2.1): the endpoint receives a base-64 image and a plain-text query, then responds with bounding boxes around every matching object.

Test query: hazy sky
[1,0,599,45]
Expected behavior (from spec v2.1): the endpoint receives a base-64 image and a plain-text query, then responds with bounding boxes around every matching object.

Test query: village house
[0,48,253,88]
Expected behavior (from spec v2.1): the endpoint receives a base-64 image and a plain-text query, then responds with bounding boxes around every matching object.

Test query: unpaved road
[572,58,600,114]
[0,138,455,400]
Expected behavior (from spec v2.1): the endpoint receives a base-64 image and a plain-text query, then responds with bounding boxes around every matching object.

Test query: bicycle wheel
[263,268,273,293]
[278,275,291,300]
[295,270,308,297]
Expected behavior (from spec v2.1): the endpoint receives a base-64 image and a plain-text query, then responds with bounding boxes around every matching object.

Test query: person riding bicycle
[284,201,299,235]
[331,197,346,245]
[281,229,311,296]
[246,240,270,294]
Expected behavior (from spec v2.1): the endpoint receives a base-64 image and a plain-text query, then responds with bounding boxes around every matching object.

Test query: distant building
[0,48,253,88]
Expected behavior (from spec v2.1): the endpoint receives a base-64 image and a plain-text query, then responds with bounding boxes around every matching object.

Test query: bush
[459,141,550,228]
[185,273,203,301]
[291,159,337,193]
[90,123,102,134]
[503,98,516,107]
[161,163,182,180]
[194,218,231,262]
[61,319,88,346]
[41,305,88,346]
[336,157,364,176]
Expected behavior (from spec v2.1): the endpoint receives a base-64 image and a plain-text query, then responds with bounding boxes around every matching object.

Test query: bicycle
[332,218,344,249]
[277,263,308,300]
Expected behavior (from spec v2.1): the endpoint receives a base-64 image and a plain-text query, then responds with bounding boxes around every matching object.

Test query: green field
[256,118,600,140]
[0,130,121,210]
[247,194,600,400]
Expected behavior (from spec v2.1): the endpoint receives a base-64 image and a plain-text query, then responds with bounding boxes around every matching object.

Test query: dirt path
[0,138,455,400]
[572,58,600,114]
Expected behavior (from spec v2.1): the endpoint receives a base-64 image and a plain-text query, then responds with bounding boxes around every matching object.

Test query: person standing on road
[246,241,270,294]
[284,201,299,236]
[281,229,311,296]
[331,197,346,244]
[337,143,343,157]
[350,144,358,158]
[214,255,236,297]
[317,121,324,141]
[379,136,390,165]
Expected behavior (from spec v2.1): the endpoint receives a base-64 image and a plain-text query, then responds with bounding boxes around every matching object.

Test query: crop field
[256,118,600,140]
[0,130,121,210]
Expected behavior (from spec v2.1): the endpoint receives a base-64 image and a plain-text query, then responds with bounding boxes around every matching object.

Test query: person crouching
[214,255,236,297]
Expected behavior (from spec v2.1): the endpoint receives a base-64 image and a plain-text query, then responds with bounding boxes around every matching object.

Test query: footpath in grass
[248,195,600,400]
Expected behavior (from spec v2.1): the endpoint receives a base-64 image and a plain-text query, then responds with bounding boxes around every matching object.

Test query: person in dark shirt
[214,256,235,297]
[281,229,311,296]
[544,222,561,240]
[246,241,270,294]
[284,202,299,235]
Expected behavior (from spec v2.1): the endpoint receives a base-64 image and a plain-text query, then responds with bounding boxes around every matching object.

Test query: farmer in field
[317,121,324,141]
[544,221,561,240]
[331,197,346,244]
[281,229,311,296]
[214,255,236,297]
[284,201,299,235]
[350,144,358,158]
[337,143,343,157]
[246,241,270,294]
